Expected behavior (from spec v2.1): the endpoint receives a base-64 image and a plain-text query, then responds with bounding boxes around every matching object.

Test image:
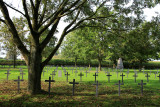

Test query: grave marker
[20,70,25,80]
[14,76,24,93]
[65,72,70,82]
[106,73,112,83]
[145,73,150,82]
[93,73,98,82]
[75,70,78,77]
[4,70,11,80]
[58,70,62,77]
[120,73,125,83]
[85,70,89,77]
[157,74,160,82]
[133,73,138,83]
[154,72,157,78]
[93,80,102,97]
[50,71,56,80]
[116,71,119,78]
[43,70,46,77]
[138,80,146,96]
[78,72,84,82]
[115,80,124,96]
[126,69,129,78]
[69,79,79,96]
[45,77,55,96]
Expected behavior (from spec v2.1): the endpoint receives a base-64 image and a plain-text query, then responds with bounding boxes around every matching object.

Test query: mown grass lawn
[0,66,160,106]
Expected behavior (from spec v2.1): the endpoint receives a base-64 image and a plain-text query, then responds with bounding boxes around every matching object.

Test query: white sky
[0,1,160,58]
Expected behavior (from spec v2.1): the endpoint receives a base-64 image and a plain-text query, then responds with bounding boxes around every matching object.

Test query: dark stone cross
[93,80,102,97]
[14,76,24,93]
[78,72,84,82]
[50,71,56,80]
[120,73,125,83]
[93,73,98,82]
[69,79,79,96]
[20,70,25,80]
[106,73,112,83]
[45,77,55,96]
[115,80,124,96]
[145,73,150,82]
[4,70,11,80]
[157,74,160,82]
[43,70,46,77]
[85,70,89,77]
[65,72,70,82]
[138,80,146,96]
[133,73,138,83]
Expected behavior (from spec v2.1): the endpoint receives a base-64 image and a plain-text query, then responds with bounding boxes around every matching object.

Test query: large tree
[0,0,158,94]
[0,0,115,94]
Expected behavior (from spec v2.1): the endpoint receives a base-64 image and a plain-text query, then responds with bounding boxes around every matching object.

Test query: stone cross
[50,71,56,80]
[93,73,98,82]
[20,70,25,80]
[126,69,129,78]
[149,70,152,75]
[4,70,11,80]
[120,73,125,83]
[145,73,150,82]
[138,80,146,96]
[43,70,46,77]
[69,79,79,96]
[93,80,102,97]
[106,73,112,83]
[78,72,84,82]
[65,72,70,82]
[133,73,138,83]
[14,76,24,93]
[75,70,78,77]
[95,68,99,74]
[154,72,157,78]
[64,69,67,77]
[116,71,119,78]
[45,77,55,96]
[157,74,160,82]
[115,80,124,96]
[85,70,89,77]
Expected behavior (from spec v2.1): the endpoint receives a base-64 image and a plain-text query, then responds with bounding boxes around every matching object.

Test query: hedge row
[0,59,159,69]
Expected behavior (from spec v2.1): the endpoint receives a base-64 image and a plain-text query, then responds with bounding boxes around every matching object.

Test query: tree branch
[22,0,34,35]
[41,9,81,66]
[38,0,47,26]
[0,18,5,24]
[0,0,30,62]
[40,18,61,51]
[4,2,26,17]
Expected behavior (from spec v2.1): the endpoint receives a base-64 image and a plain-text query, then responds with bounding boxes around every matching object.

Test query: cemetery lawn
[0,66,160,106]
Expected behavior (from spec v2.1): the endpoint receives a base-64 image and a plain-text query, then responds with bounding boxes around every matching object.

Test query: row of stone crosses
[4,66,160,97]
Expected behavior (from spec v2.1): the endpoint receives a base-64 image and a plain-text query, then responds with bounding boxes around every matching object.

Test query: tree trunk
[98,59,102,71]
[13,53,16,68]
[139,60,143,72]
[27,47,43,94]
[75,57,77,67]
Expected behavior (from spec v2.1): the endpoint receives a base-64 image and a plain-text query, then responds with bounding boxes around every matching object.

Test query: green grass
[0,66,160,106]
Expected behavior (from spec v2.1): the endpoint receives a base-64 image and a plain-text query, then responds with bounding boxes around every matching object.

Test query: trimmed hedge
[0,59,159,69]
